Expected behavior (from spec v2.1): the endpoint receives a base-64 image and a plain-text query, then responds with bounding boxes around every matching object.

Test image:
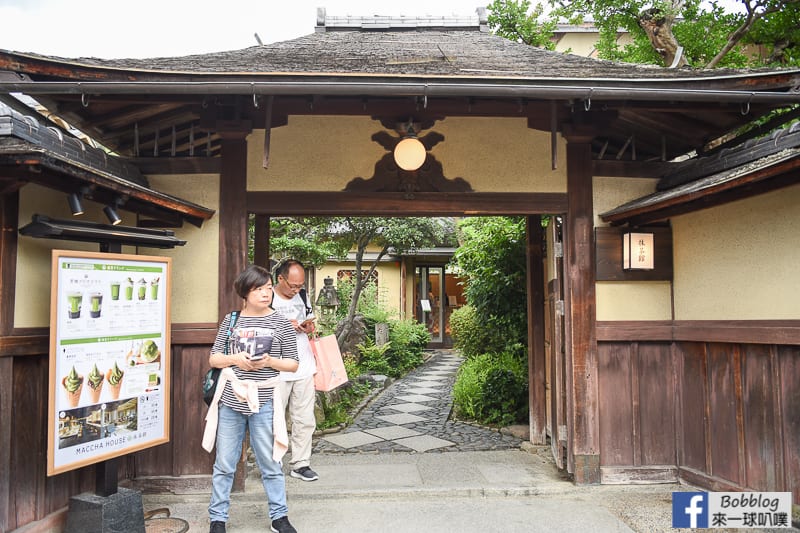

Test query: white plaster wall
[142,174,220,324]
[247,116,567,193]
[672,183,800,319]
[15,184,137,328]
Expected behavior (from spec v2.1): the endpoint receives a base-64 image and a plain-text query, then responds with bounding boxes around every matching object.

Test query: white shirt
[271,290,316,381]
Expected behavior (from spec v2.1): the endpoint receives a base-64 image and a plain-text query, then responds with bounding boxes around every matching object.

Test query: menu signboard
[47,250,171,476]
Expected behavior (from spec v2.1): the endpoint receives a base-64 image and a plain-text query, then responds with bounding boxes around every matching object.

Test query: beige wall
[247,116,567,193]
[554,30,633,57]
[15,184,137,328]
[14,176,221,328]
[315,260,403,320]
[672,183,800,320]
[592,176,672,321]
[143,174,220,324]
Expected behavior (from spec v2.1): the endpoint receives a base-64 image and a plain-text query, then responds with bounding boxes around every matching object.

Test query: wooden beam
[562,124,600,484]
[527,215,547,445]
[592,160,676,178]
[124,156,221,175]
[247,192,567,216]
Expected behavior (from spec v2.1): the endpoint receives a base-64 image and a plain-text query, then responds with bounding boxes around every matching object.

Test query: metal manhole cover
[144,508,189,533]
[145,517,189,533]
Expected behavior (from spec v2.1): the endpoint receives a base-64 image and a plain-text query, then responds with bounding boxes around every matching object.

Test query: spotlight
[104,205,122,225]
[67,193,84,216]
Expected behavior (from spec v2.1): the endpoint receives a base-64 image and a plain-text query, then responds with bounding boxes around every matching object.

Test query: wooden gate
[546,217,568,469]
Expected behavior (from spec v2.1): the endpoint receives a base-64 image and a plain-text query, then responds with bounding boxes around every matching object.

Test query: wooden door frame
[242,191,565,465]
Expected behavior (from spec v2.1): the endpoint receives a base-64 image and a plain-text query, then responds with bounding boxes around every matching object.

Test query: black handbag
[202,311,239,406]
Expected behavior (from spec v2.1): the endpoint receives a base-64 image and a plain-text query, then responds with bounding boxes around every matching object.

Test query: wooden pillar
[562,124,600,484]
[527,215,547,444]
[253,214,270,268]
[0,190,19,533]
[218,133,249,321]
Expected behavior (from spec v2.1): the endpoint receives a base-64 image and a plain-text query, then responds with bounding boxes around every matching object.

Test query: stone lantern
[315,276,340,331]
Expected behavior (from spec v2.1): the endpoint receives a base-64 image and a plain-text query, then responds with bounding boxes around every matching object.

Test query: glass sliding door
[415,266,444,344]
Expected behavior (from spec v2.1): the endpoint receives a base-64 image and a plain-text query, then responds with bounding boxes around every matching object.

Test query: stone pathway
[313,349,524,454]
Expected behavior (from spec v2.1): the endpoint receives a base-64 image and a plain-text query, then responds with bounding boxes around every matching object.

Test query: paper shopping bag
[310,334,349,392]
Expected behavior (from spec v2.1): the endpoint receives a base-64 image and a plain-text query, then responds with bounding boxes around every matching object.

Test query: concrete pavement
[143,447,683,532]
[141,350,798,532]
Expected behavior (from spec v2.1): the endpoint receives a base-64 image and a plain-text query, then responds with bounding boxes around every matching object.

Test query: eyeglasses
[280,277,304,290]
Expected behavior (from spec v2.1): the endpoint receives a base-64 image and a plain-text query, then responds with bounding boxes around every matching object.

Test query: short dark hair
[274,258,305,279]
[234,264,272,299]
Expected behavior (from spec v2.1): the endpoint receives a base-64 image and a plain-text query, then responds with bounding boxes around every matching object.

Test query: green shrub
[450,305,504,359]
[452,349,529,426]
[356,337,393,376]
[386,318,429,373]
[317,380,372,430]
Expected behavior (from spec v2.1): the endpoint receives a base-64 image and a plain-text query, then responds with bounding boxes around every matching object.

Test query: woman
[204,265,299,533]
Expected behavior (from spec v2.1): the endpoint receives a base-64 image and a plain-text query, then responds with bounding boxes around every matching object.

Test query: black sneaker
[270,515,297,533]
[290,466,319,481]
[209,520,226,533]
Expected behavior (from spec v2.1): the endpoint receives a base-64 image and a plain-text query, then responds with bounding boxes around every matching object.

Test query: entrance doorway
[414,265,464,347]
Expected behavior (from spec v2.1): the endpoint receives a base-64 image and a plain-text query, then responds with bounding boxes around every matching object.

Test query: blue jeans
[208,402,288,522]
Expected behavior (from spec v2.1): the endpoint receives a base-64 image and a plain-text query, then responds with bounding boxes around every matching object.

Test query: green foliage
[266,217,348,268]
[452,350,529,426]
[453,217,528,350]
[355,338,393,376]
[316,379,372,430]
[354,319,428,378]
[449,304,504,358]
[386,319,429,373]
[487,0,800,69]
[487,0,557,49]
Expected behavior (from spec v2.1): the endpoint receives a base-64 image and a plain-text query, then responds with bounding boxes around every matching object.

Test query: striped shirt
[211,311,298,414]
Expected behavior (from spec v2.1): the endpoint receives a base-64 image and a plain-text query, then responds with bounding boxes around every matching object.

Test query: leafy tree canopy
[268,216,452,347]
[487,0,800,68]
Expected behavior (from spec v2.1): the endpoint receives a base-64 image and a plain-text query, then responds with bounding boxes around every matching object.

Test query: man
[271,259,319,482]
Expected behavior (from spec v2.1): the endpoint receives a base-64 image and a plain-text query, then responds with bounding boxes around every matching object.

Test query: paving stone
[313,350,525,455]
[381,403,433,413]
[376,413,429,425]
[394,394,438,403]
[321,431,384,449]
[364,426,422,440]
[392,435,456,452]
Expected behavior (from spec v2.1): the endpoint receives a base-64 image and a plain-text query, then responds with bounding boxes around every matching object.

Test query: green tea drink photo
[124,277,134,300]
[66,292,82,319]
[150,277,159,300]
[137,278,147,300]
[89,292,103,318]
[110,281,120,300]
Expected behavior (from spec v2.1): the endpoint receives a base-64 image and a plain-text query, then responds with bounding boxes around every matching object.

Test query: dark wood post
[218,133,250,320]
[562,124,601,484]
[253,214,270,268]
[527,215,547,444]
[217,128,250,492]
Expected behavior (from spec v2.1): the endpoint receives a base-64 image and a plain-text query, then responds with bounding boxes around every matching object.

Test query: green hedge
[452,349,528,426]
